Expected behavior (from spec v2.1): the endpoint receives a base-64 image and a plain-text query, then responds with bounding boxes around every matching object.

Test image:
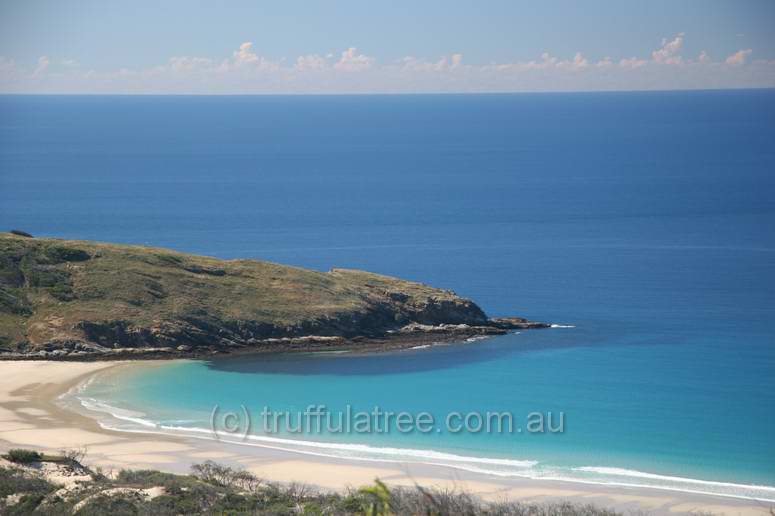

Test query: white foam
[78,397,159,428]
[73,394,538,470]
[66,383,775,503]
[90,412,775,502]
[550,324,576,329]
[574,466,775,492]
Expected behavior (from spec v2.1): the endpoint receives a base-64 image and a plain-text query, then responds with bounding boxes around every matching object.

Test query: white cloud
[498,52,557,71]
[565,52,588,70]
[2,40,774,94]
[536,52,558,69]
[169,56,213,73]
[596,56,613,68]
[726,49,752,65]
[652,34,684,64]
[334,47,374,72]
[234,42,257,65]
[295,54,328,71]
[401,56,433,72]
[619,56,646,69]
[231,42,279,71]
[401,53,463,72]
[33,56,49,75]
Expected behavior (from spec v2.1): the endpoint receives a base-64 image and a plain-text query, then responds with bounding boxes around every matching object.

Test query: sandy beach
[0,360,771,516]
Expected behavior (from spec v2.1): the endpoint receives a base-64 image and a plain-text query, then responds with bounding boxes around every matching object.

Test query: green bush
[115,469,185,488]
[0,287,32,315]
[74,494,140,516]
[6,493,45,515]
[190,460,261,491]
[6,449,42,464]
[302,501,324,515]
[144,493,204,515]
[45,245,91,263]
[47,283,75,301]
[210,492,271,513]
[153,253,183,267]
[0,466,55,497]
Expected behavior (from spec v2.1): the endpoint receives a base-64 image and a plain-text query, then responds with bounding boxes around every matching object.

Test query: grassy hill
[0,233,541,357]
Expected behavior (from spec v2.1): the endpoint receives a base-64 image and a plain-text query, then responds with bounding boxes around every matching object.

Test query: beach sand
[0,360,770,516]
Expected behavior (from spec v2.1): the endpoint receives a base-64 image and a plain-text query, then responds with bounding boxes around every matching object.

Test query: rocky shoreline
[0,317,550,361]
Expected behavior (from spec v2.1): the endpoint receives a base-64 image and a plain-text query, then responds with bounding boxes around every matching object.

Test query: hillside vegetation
[0,233,542,357]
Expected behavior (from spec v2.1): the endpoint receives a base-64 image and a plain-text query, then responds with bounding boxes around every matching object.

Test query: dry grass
[0,232,479,351]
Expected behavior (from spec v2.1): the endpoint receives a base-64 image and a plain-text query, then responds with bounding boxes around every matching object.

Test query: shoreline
[0,361,772,515]
[0,323,548,362]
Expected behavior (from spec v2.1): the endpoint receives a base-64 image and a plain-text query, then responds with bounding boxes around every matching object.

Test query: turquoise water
[2,91,774,499]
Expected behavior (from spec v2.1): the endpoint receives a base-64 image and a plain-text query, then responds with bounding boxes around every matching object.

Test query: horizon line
[1,86,774,97]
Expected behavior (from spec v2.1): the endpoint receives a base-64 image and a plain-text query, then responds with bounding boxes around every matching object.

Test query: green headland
[0,232,545,359]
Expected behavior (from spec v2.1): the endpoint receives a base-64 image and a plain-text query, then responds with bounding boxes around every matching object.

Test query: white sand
[0,360,770,515]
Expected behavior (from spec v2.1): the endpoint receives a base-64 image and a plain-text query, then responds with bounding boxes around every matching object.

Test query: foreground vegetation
[0,449,621,515]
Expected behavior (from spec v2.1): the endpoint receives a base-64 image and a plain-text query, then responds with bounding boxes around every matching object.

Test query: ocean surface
[2,91,774,500]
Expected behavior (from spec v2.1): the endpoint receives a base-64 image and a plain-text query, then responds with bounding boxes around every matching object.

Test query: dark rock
[45,245,91,263]
[183,264,226,276]
[488,317,551,330]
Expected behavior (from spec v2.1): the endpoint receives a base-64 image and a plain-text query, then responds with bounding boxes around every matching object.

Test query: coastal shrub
[22,494,74,516]
[0,461,630,516]
[350,482,627,516]
[358,479,393,516]
[153,253,184,267]
[210,492,272,514]
[59,447,87,465]
[339,491,368,513]
[47,282,75,301]
[143,493,203,515]
[301,501,328,515]
[115,468,186,488]
[0,466,55,497]
[0,287,32,315]
[0,258,25,288]
[137,482,220,515]
[6,448,42,464]
[6,493,46,515]
[190,460,262,491]
[74,493,141,516]
[485,501,622,516]
[388,485,481,515]
[45,245,91,263]
[23,264,71,289]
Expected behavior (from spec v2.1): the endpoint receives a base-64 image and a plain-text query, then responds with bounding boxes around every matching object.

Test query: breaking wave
[63,385,775,503]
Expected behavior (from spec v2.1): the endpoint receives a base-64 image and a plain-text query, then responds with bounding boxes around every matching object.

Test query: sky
[1,0,774,94]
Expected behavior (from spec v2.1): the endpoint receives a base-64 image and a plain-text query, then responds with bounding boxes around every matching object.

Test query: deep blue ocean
[1,91,774,499]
